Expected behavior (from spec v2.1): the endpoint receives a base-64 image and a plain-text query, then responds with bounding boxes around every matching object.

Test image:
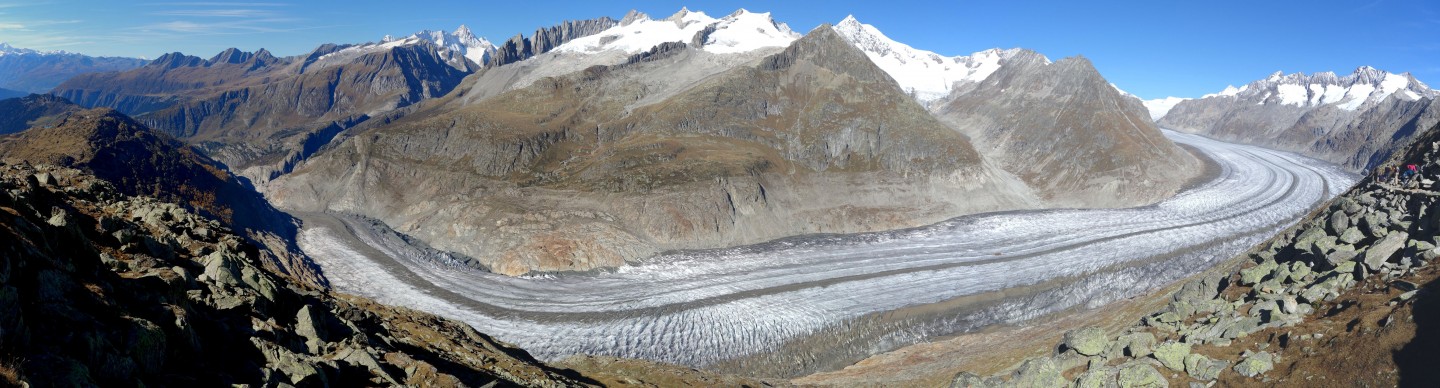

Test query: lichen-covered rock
[1074,366,1117,388]
[1364,232,1408,271]
[1011,358,1068,388]
[1239,260,1279,285]
[1338,227,1365,245]
[1234,351,1274,378]
[1065,327,1111,356]
[1183,353,1227,381]
[1117,361,1168,388]
[949,371,990,388]
[1120,332,1157,358]
[1152,341,1191,371]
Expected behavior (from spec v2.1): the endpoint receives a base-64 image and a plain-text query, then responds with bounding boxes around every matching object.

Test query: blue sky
[2,0,1437,99]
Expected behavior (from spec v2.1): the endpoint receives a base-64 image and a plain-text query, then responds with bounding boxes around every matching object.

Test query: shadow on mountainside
[1394,277,1440,387]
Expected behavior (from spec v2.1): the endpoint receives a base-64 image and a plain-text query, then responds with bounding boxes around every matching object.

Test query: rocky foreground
[0,163,779,387]
[945,123,1440,387]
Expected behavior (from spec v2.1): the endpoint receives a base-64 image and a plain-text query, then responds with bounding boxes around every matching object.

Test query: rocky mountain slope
[0,43,147,93]
[1160,67,1440,170]
[268,24,1038,276]
[834,16,1198,208]
[938,120,1440,387]
[931,51,1199,207]
[0,103,321,287]
[0,163,588,386]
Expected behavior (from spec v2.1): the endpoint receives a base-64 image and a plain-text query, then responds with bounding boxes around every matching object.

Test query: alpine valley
[2,6,1439,388]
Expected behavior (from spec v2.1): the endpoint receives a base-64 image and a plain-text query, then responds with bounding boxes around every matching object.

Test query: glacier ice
[297,130,1354,371]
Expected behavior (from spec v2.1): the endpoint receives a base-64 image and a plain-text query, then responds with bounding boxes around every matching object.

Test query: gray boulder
[1011,357,1068,388]
[1065,327,1111,356]
[1117,361,1168,388]
[1328,211,1350,233]
[1152,341,1190,371]
[1183,353,1227,381]
[1363,232,1409,271]
[1234,351,1274,378]
[1338,227,1365,245]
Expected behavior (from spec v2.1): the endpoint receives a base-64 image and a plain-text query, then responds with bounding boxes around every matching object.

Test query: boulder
[1064,327,1111,356]
[1292,227,1328,253]
[1328,211,1350,233]
[1183,353,1227,381]
[1117,361,1168,388]
[1338,227,1365,245]
[1011,357,1068,388]
[1074,366,1116,388]
[1239,260,1279,285]
[1120,332,1157,358]
[1363,232,1408,271]
[1326,245,1360,267]
[1152,341,1190,371]
[1234,351,1274,378]
[949,371,989,388]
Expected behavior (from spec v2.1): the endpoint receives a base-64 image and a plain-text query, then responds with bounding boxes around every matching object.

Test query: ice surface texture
[297,130,1354,369]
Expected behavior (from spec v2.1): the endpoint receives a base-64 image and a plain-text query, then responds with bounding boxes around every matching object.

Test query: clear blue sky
[2,0,1437,99]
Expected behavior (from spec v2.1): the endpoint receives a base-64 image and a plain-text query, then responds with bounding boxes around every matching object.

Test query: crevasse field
[296,130,1354,373]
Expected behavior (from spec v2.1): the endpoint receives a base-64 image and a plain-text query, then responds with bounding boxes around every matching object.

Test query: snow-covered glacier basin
[296,130,1354,375]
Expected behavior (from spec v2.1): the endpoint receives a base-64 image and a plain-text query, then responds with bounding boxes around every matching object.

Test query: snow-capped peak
[1142,97,1191,121]
[0,42,67,56]
[554,8,797,55]
[1200,66,1437,111]
[832,15,1024,102]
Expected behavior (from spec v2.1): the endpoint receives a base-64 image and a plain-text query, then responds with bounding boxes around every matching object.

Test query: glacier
[296,130,1354,375]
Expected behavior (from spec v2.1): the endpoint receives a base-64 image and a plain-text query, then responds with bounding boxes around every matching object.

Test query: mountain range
[1159,66,1440,170]
[0,43,147,94]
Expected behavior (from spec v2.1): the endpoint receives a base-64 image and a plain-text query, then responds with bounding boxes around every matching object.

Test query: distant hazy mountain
[0,43,147,93]
[1160,67,1440,170]
[0,87,24,100]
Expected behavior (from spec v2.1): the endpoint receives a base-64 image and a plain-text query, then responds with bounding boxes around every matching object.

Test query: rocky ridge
[945,121,1440,387]
[0,104,322,287]
[0,164,597,386]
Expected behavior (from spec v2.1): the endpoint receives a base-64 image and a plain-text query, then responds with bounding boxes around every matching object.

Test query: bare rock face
[270,25,1036,276]
[934,51,1200,207]
[487,17,620,67]
[1160,67,1440,170]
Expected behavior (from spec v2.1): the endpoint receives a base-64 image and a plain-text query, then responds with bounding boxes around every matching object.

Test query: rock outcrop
[487,16,620,67]
[0,164,596,386]
[0,106,321,287]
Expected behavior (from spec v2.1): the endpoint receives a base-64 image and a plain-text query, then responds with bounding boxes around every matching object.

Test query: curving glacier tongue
[296,130,1354,375]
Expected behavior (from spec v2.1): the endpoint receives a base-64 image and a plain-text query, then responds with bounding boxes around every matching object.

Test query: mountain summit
[833,16,1023,102]
[1161,66,1440,170]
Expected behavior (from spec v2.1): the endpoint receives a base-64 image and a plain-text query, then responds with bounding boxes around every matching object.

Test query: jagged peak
[665,7,692,21]
[620,9,649,25]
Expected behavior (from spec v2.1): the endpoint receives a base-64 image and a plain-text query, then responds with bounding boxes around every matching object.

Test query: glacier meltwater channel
[295,130,1355,374]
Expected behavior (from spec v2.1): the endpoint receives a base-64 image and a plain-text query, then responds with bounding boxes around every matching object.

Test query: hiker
[1404,164,1418,185]
[1378,165,1392,184]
